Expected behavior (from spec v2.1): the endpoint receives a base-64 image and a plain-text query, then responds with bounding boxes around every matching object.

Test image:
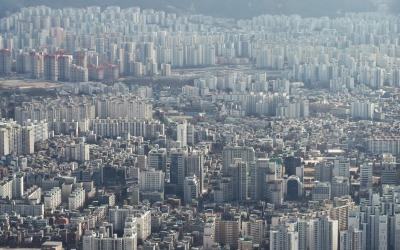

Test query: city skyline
[0,2,399,250]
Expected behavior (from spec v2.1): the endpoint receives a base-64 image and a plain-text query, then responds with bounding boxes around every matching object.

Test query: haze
[0,0,384,19]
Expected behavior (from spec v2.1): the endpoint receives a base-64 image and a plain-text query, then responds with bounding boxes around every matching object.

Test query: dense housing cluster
[0,3,399,250]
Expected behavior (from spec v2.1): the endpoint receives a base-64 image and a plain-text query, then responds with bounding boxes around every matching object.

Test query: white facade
[23,119,49,142]
[134,210,151,241]
[176,120,187,147]
[0,120,35,156]
[65,142,90,163]
[351,101,374,120]
[312,182,331,201]
[44,187,61,210]
[203,219,216,250]
[109,206,151,241]
[270,221,299,250]
[83,216,137,250]
[68,187,86,210]
[0,179,12,198]
[139,169,165,191]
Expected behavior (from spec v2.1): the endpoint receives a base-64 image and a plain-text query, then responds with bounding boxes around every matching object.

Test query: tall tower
[185,150,204,193]
[227,160,248,201]
[169,148,188,198]
[360,163,373,191]
[176,121,187,148]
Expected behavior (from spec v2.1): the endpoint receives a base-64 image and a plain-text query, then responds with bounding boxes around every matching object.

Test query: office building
[169,148,188,198]
[331,176,350,198]
[139,169,165,192]
[333,157,350,178]
[286,175,303,200]
[360,163,373,190]
[381,155,398,185]
[185,150,204,193]
[148,148,167,171]
[312,182,331,201]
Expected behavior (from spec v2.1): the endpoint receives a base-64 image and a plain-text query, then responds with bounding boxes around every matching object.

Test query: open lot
[0,80,61,90]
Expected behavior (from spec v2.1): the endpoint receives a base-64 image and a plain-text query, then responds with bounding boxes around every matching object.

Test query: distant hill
[0,0,378,19]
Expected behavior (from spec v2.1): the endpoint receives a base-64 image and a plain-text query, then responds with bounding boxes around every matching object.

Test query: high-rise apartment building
[30,52,44,78]
[270,220,299,250]
[44,54,58,81]
[309,216,338,250]
[0,121,35,156]
[215,216,240,249]
[58,55,72,81]
[0,49,11,75]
